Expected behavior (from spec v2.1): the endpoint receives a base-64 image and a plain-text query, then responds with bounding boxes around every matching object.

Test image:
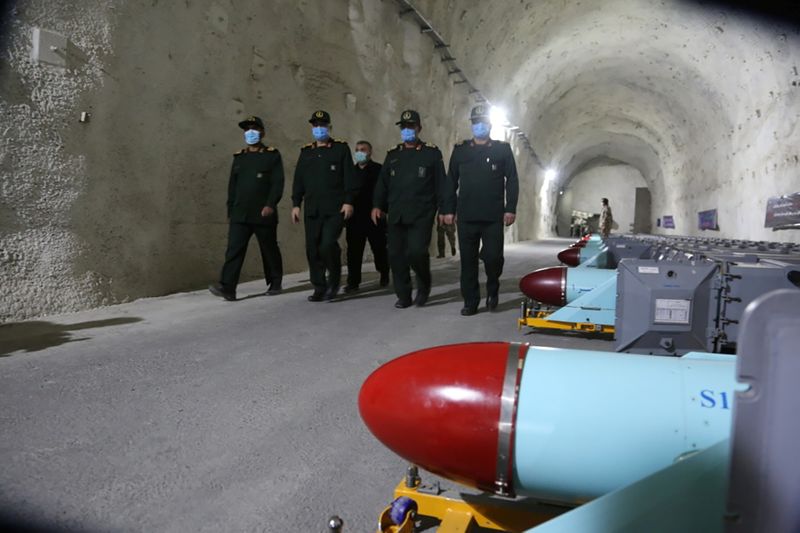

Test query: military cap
[308,110,332,124]
[395,109,421,126]
[238,115,265,130]
[470,105,490,122]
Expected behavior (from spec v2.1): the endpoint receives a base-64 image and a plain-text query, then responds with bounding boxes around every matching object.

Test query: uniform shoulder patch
[426,143,438,149]
[265,146,276,152]
[389,144,403,152]
[333,138,347,144]
[302,142,314,149]
[233,148,246,156]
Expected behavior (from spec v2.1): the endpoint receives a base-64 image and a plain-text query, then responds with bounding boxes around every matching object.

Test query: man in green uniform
[209,115,284,301]
[446,105,519,316]
[372,110,452,309]
[292,110,357,302]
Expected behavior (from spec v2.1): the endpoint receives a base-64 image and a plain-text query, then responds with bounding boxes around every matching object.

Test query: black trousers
[220,222,283,292]
[305,214,344,290]
[457,219,504,307]
[388,215,435,300]
[346,219,389,287]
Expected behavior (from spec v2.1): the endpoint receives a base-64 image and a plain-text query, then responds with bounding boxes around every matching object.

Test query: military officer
[345,140,390,293]
[291,110,358,302]
[372,109,453,309]
[209,115,284,301]
[446,105,519,316]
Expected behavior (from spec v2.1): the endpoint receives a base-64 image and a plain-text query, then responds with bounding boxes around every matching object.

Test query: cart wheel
[389,496,418,525]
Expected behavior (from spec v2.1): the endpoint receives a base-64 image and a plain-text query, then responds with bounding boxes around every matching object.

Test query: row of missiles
[354,233,800,532]
[520,233,800,354]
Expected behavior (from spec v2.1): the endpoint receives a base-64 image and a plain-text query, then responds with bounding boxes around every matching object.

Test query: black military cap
[395,109,421,126]
[470,105,490,122]
[238,115,265,130]
[308,110,331,124]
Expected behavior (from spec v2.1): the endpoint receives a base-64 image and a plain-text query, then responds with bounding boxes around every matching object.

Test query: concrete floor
[0,239,613,533]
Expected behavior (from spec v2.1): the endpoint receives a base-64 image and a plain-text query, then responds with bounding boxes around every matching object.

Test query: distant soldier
[372,109,452,309]
[446,105,519,316]
[344,140,389,292]
[600,198,613,238]
[209,115,284,301]
[291,110,357,302]
[436,219,456,258]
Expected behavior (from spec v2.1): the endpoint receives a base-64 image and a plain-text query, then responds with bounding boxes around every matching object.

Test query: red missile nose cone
[519,267,566,306]
[557,247,581,266]
[359,342,526,493]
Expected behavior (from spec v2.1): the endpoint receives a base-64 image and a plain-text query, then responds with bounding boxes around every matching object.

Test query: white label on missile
[638,266,660,274]
[616,244,626,248]
[654,298,691,324]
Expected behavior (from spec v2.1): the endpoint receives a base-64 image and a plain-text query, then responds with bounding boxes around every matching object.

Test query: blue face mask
[312,126,330,141]
[244,129,261,145]
[354,151,369,164]
[472,122,491,139]
[401,128,417,143]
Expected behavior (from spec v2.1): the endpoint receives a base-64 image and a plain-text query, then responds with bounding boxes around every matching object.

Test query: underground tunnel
[0,0,799,532]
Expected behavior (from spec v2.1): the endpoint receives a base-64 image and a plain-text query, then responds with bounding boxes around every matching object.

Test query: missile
[358,342,737,503]
[519,266,615,306]
[557,247,581,266]
[568,234,592,248]
[560,235,607,266]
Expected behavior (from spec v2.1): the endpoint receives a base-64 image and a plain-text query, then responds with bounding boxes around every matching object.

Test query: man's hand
[504,212,516,226]
[443,214,455,225]
[261,206,274,217]
[371,208,384,225]
[291,207,301,224]
[341,203,354,220]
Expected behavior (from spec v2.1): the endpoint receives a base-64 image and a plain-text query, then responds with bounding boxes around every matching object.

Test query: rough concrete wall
[0,0,470,322]
[417,0,800,242]
[556,164,648,235]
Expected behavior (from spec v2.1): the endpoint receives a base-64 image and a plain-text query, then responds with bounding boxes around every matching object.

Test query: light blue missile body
[548,267,617,325]
[578,236,609,268]
[513,347,739,502]
[526,439,730,532]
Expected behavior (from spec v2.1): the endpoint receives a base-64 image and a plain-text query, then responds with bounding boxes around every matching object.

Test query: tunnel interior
[1,0,799,321]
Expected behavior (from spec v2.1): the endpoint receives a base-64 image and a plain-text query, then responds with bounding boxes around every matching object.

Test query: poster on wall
[698,209,718,231]
[764,192,800,229]
[662,215,675,229]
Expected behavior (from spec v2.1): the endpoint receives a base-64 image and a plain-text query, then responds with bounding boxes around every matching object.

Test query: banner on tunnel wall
[697,209,718,231]
[662,215,675,229]
[764,192,800,229]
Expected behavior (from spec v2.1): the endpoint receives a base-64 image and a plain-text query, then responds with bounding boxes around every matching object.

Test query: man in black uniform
[447,105,519,316]
[372,110,452,309]
[291,110,357,302]
[344,140,389,293]
[209,115,284,301]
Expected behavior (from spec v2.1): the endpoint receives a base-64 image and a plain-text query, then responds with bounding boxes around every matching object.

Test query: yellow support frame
[377,478,567,533]
[517,308,615,335]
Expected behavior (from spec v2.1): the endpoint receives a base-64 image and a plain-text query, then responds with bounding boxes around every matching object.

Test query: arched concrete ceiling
[417,0,799,239]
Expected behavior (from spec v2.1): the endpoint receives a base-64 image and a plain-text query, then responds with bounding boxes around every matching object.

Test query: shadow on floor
[0,317,143,357]
[235,282,316,300]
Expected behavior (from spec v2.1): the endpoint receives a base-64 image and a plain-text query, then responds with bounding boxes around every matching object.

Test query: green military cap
[308,110,332,124]
[470,105,490,122]
[395,109,421,126]
[239,115,265,130]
